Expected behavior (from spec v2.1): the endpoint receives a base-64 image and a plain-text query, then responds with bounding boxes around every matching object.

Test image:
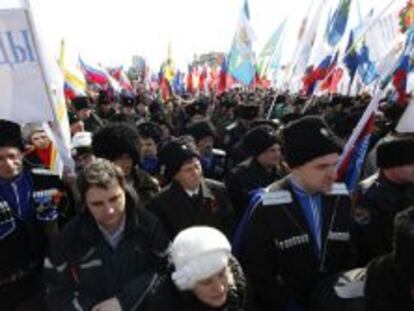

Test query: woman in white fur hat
[144,226,251,311]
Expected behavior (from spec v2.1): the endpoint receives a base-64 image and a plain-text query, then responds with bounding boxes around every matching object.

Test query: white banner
[0,7,54,122]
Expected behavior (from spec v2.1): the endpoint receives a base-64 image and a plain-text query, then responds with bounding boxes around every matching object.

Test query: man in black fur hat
[354,135,414,265]
[226,125,289,223]
[92,123,159,207]
[71,96,104,133]
[0,120,66,310]
[242,116,355,310]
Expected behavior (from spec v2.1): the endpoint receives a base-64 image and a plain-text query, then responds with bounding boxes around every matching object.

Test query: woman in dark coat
[145,226,250,311]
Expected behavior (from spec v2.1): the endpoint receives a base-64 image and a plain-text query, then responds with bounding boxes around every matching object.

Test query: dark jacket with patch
[0,168,64,309]
[149,179,234,239]
[365,254,414,311]
[242,177,355,310]
[44,194,169,311]
[225,157,288,222]
[354,173,414,265]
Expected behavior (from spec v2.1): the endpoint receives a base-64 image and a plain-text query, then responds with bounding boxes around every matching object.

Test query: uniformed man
[0,120,66,310]
[242,116,355,310]
[354,135,414,265]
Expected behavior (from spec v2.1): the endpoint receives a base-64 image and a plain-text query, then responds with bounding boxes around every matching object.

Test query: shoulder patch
[31,168,58,176]
[225,122,238,131]
[212,148,226,157]
[329,183,349,196]
[262,190,292,206]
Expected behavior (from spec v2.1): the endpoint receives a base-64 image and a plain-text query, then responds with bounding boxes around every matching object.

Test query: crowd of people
[1,86,414,311]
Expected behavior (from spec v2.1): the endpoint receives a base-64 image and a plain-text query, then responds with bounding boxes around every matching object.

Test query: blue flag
[326,0,352,47]
[343,31,359,82]
[228,5,256,86]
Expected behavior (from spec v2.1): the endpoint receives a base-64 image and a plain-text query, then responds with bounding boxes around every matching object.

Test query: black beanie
[159,139,199,182]
[237,104,259,120]
[282,116,342,168]
[0,120,24,150]
[393,206,414,282]
[72,96,91,111]
[186,120,216,142]
[137,122,162,143]
[243,125,279,157]
[377,136,414,169]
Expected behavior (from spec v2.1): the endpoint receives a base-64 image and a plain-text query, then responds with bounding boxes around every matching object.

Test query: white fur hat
[170,226,231,290]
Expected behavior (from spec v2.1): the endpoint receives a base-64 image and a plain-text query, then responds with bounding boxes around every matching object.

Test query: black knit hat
[282,116,342,168]
[159,138,199,181]
[185,98,209,118]
[72,96,91,111]
[68,111,81,125]
[237,104,259,120]
[120,95,135,107]
[393,206,414,281]
[377,136,414,169]
[0,119,24,150]
[186,120,216,142]
[243,125,280,157]
[137,122,162,143]
[97,90,110,105]
[92,123,140,164]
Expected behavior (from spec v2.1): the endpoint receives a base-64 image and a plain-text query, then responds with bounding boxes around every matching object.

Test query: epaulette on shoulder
[328,183,349,196]
[31,168,59,177]
[212,148,226,157]
[262,189,293,206]
[225,121,238,131]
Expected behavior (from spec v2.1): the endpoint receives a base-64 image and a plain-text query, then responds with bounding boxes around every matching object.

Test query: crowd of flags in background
[56,0,414,190]
[59,0,414,106]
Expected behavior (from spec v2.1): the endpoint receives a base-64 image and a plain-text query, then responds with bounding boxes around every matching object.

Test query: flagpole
[23,0,75,174]
[312,0,400,98]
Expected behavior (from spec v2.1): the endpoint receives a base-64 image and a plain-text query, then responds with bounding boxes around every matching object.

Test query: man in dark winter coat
[354,136,414,265]
[243,116,355,311]
[225,125,289,223]
[0,120,65,310]
[44,159,169,311]
[93,123,160,207]
[149,138,234,239]
[365,206,414,310]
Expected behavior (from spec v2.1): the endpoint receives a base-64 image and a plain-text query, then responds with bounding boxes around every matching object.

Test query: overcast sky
[1,0,402,69]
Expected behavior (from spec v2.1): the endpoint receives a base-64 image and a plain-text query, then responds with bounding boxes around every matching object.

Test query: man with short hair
[0,119,65,310]
[354,135,414,265]
[243,116,355,310]
[150,138,234,239]
[44,159,169,311]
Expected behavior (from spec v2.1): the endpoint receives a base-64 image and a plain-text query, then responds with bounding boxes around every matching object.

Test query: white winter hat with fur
[170,226,231,290]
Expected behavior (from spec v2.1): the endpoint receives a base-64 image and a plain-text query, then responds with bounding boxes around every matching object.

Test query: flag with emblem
[228,0,256,86]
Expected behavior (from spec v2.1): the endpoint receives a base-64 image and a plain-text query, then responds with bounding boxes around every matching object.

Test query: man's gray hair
[77,158,126,203]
